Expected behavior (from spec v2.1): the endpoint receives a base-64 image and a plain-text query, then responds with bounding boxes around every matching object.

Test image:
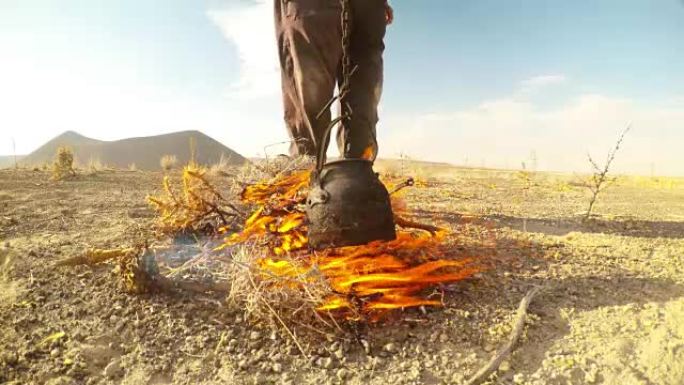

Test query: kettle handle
[315,114,348,173]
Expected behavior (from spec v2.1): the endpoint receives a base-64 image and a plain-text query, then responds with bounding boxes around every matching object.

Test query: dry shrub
[208,154,238,177]
[147,163,241,235]
[52,146,76,180]
[87,158,104,173]
[160,154,178,171]
[215,157,478,330]
[220,243,332,332]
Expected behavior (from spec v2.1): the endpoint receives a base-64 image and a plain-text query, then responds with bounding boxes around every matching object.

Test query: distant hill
[21,130,247,170]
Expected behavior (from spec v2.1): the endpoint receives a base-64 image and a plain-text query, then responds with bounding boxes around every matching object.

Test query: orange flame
[220,168,480,320]
[361,145,375,160]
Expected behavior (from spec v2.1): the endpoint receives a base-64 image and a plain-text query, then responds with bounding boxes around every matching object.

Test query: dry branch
[394,215,442,234]
[465,286,541,385]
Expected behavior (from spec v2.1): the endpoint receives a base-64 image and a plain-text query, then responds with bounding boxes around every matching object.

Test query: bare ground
[1,164,683,385]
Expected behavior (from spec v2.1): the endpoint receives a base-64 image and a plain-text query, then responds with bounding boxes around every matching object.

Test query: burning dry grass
[147,163,241,235]
[61,157,481,337]
[217,163,482,324]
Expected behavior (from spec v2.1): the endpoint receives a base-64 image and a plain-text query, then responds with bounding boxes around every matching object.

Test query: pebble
[319,357,334,369]
[409,368,421,380]
[499,360,511,372]
[585,366,599,383]
[103,359,123,378]
[249,331,261,341]
[335,368,348,380]
[360,339,370,354]
[513,373,525,384]
[272,363,283,373]
[383,342,398,353]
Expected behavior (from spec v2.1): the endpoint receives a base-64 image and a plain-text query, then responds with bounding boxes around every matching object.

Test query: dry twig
[465,286,541,385]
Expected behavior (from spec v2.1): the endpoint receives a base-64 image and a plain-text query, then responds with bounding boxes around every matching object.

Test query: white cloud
[207,0,280,99]
[519,74,568,92]
[2,3,681,177]
[379,92,684,176]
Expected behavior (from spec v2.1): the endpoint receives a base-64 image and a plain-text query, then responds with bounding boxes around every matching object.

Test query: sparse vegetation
[208,154,233,177]
[582,126,630,220]
[128,163,138,172]
[51,146,76,181]
[87,157,104,173]
[3,157,684,385]
[160,154,178,171]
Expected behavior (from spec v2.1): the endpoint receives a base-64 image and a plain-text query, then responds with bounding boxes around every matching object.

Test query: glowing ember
[219,168,480,319]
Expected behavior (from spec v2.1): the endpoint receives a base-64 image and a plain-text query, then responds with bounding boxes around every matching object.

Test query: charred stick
[389,177,415,195]
[394,215,442,234]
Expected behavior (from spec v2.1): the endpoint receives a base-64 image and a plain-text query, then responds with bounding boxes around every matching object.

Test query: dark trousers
[274,0,386,159]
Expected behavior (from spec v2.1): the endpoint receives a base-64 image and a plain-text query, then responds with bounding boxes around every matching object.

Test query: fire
[220,168,480,320]
[361,145,375,160]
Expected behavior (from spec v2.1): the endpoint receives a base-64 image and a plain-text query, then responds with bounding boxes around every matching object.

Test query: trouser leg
[336,0,386,160]
[275,0,343,157]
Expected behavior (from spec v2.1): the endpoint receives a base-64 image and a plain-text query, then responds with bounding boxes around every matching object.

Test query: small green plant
[52,147,76,180]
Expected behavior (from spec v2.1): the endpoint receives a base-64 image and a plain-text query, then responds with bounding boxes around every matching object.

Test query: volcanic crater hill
[20,130,247,170]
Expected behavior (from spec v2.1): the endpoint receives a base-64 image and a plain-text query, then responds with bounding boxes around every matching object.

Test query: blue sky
[1,0,683,175]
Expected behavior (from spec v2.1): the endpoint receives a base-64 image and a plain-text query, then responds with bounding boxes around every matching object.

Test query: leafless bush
[582,125,631,220]
[160,154,178,171]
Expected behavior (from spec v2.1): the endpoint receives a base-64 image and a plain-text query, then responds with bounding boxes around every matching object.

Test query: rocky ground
[1,164,683,385]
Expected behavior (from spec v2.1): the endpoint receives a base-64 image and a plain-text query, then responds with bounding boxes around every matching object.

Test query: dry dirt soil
[1,163,683,385]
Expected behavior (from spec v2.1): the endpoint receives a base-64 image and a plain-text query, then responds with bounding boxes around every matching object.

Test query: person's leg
[336,0,386,160]
[275,0,343,157]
